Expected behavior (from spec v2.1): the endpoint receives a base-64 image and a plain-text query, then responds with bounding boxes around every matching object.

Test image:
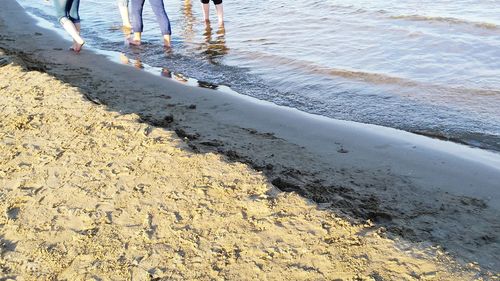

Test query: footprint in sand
[6,207,20,220]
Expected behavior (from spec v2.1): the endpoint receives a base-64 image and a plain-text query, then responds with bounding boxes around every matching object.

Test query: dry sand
[1,0,500,280]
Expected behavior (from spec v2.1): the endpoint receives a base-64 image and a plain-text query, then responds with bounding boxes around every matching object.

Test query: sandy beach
[1,1,499,280]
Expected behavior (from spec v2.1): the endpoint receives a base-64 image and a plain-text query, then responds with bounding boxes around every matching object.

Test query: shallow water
[18,0,500,151]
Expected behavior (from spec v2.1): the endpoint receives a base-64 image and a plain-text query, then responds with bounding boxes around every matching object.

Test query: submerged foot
[128,38,141,46]
[121,25,132,35]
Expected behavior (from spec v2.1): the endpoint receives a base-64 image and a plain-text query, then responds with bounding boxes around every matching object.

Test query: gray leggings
[53,0,80,23]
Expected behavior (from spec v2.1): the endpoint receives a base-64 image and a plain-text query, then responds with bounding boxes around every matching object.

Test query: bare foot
[128,38,141,46]
[70,41,85,53]
[217,26,225,35]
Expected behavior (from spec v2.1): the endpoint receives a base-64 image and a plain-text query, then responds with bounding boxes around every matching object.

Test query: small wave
[390,14,499,30]
[237,50,500,108]
[320,3,370,15]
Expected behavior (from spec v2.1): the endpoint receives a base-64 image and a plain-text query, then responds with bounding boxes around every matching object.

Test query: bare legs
[118,4,132,28]
[53,0,84,52]
[202,3,210,23]
[72,22,83,51]
[202,3,224,27]
[215,3,224,26]
[60,17,85,52]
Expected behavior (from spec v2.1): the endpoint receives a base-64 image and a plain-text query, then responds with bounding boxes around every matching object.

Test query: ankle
[163,35,171,47]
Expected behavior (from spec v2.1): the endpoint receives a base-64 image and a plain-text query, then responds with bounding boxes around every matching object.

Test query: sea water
[18,0,500,151]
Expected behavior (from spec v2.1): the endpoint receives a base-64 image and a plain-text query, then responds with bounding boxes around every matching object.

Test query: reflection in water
[120,53,190,85]
[198,80,218,89]
[121,26,132,37]
[161,67,190,83]
[119,53,144,69]
[180,0,229,63]
[173,72,189,83]
[161,67,172,78]
[181,0,196,43]
[132,57,144,69]
[201,22,228,63]
[115,0,226,91]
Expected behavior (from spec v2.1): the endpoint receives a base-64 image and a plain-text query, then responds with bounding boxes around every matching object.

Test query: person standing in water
[129,0,172,47]
[52,0,85,52]
[117,0,132,29]
[201,0,224,27]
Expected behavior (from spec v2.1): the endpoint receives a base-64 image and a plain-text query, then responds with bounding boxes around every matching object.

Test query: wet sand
[1,0,499,280]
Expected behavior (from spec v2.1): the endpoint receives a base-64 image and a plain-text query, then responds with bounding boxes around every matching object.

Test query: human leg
[60,17,85,52]
[117,0,132,28]
[148,0,172,46]
[200,0,210,22]
[214,0,223,26]
[130,0,145,44]
[70,22,85,52]
[53,0,85,49]
[67,0,85,51]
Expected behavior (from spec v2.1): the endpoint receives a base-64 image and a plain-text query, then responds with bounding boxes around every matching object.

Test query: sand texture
[1,50,491,281]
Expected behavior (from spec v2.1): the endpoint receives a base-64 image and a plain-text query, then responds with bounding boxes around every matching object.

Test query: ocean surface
[18,0,500,152]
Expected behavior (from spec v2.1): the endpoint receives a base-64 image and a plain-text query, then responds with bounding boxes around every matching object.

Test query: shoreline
[20,0,500,154]
[1,0,499,278]
[17,1,500,164]
[24,3,500,181]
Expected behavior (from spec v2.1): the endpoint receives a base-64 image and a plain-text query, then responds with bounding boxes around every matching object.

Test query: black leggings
[201,0,222,4]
